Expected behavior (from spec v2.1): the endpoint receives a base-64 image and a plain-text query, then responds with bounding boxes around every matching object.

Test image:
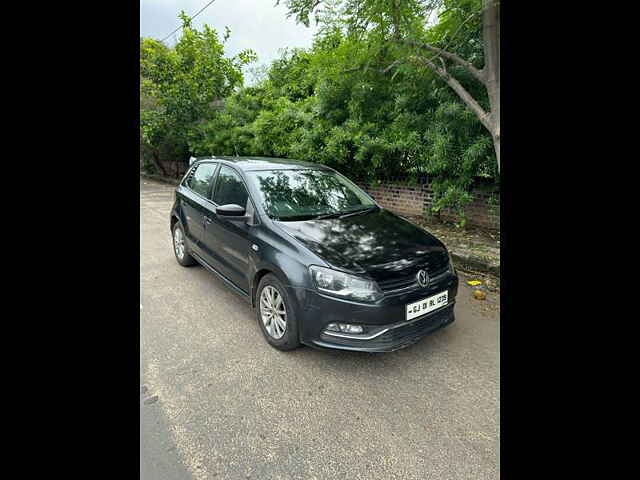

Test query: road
[140,178,500,480]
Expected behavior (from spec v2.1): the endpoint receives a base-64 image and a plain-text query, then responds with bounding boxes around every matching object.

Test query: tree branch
[398,39,485,84]
[442,10,482,49]
[411,54,492,131]
[382,59,403,73]
[342,59,403,75]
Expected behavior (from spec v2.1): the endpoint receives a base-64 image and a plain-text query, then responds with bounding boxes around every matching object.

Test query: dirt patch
[457,271,500,316]
[407,215,500,276]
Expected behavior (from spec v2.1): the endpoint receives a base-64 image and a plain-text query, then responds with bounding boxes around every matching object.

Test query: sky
[140,0,318,84]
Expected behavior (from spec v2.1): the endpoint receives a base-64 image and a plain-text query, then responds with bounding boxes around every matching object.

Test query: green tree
[140,13,256,175]
[185,2,498,222]
[279,0,500,171]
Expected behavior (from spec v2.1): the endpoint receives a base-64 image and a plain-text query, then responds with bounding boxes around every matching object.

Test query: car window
[247,169,375,220]
[212,166,249,207]
[188,163,217,198]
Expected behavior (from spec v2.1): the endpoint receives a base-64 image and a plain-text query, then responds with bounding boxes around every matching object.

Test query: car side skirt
[190,251,251,303]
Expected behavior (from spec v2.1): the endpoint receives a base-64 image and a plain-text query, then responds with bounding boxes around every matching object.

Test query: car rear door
[200,165,255,293]
[178,162,218,253]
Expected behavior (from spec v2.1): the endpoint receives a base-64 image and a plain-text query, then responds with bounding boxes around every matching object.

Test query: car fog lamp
[326,323,364,334]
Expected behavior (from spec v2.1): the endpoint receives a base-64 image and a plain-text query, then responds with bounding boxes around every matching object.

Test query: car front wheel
[256,274,301,351]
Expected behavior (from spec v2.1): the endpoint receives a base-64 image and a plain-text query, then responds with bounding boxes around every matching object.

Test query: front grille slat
[379,277,416,291]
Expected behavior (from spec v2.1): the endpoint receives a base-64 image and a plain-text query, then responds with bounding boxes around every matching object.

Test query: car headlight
[447,249,456,274]
[309,265,383,302]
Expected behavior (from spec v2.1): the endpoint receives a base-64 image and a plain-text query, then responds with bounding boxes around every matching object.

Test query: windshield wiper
[314,206,378,220]
[339,206,378,219]
[314,211,343,220]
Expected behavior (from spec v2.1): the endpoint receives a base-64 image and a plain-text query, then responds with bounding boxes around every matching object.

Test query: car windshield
[248,169,377,221]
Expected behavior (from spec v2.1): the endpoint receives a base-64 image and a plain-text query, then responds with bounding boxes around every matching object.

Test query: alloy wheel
[174,227,185,260]
[260,285,287,339]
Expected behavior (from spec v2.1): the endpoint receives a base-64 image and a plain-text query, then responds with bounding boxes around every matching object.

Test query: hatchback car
[170,156,458,352]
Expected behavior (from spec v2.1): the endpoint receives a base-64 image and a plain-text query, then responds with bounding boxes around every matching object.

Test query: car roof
[192,156,331,172]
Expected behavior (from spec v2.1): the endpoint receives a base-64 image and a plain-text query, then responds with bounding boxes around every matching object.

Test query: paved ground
[140,178,500,480]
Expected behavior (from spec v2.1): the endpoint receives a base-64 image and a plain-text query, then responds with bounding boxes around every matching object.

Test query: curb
[450,251,500,277]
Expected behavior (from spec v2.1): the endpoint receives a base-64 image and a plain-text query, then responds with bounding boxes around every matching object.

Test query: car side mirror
[216,204,248,221]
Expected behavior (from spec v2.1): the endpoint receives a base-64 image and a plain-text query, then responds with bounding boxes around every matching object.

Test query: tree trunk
[492,132,500,172]
[150,149,168,177]
[483,0,500,172]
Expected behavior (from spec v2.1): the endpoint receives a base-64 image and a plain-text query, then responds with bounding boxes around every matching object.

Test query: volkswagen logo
[417,269,430,288]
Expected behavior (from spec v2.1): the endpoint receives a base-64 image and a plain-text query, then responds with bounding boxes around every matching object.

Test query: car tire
[256,274,301,351]
[172,221,197,267]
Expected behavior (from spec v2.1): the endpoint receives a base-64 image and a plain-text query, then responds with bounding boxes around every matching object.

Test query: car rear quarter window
[187,163,217,198]
[212,166,249,207]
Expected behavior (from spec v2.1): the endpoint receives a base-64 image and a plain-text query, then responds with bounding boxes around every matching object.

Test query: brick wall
[357,177,500,231]
[357,178,430,217]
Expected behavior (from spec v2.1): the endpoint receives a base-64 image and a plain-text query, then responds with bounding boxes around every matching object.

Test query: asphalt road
[140,178,500,480]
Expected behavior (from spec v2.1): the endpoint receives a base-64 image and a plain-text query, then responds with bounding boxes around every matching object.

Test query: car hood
[275,208,447,281]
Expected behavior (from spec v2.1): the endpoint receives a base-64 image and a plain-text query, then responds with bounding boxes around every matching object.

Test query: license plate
[406,291,448,321]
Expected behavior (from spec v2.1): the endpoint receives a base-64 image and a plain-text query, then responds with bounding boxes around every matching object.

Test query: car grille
[377,253,450,293]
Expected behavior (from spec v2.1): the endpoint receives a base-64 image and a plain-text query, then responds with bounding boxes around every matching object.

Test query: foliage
[139,13,255,172]
[140,2,498,218]
[270,0,497,216]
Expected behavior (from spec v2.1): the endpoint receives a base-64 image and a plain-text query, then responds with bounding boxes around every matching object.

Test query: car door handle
[204,216,213,225]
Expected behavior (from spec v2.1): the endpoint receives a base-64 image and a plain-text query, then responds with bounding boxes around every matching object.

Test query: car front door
[200,165,254,293]
[179,162,218,253]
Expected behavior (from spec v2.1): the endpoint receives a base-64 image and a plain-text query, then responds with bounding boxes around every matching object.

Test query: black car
[170,156,458,352]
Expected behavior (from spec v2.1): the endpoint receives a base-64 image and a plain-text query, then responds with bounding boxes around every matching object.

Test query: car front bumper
[293,273,458,352]
[311,304,455,352]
